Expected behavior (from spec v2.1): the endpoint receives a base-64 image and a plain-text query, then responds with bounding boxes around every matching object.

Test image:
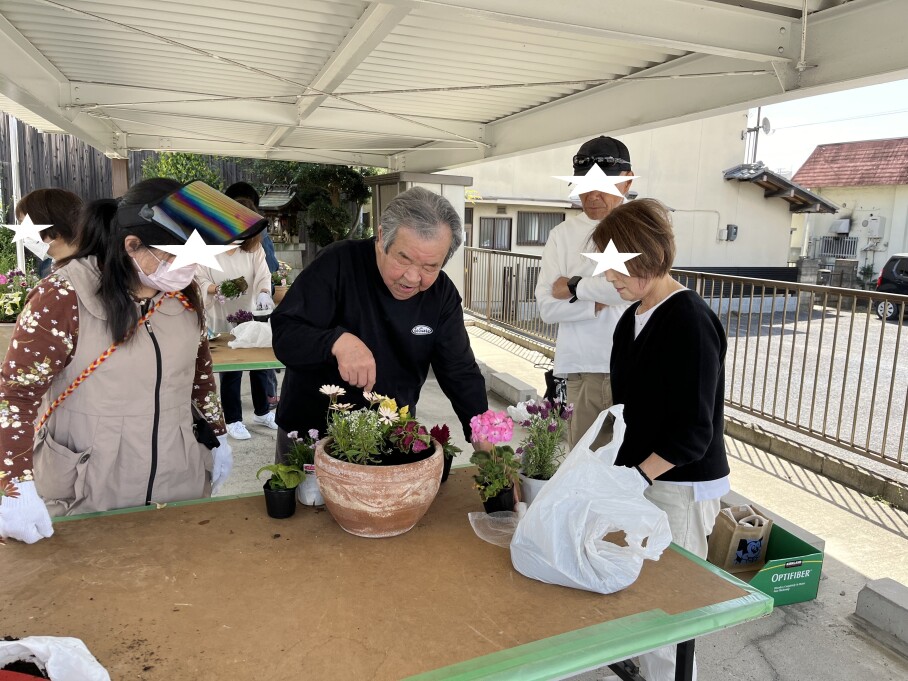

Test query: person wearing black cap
[534,136,635,447]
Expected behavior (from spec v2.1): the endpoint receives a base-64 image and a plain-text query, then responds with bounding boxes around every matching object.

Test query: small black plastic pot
[482,485,515,514]
[263,481,297,519]
[440,455,453,483]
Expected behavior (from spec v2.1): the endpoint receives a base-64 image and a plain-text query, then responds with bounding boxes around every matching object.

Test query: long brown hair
[591,198,676,278]
[233,197,264,253]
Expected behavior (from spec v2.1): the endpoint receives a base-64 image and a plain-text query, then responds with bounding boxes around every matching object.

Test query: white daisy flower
[320,385,346,398]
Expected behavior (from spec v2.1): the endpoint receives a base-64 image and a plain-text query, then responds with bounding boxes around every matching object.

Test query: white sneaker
[226,421,251,440]
[252,412,278,430]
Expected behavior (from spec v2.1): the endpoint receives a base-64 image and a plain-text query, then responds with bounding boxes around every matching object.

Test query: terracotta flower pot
[314,438,443,538]
[272,285,289,305]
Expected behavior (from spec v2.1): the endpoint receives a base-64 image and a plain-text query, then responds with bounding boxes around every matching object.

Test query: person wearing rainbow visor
[0,178,267,544]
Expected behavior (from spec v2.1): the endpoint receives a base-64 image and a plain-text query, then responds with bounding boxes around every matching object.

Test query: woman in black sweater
[592,198,729,681]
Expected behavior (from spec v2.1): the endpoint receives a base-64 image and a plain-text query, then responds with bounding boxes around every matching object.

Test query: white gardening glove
[0,480,54,544]
[210,434,233,496]
[256,292,274,310]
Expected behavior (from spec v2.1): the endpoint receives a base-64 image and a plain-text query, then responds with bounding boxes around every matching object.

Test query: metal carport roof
[1,0,906,173]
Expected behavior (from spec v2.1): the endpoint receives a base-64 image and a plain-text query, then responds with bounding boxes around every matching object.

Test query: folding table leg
[675,639,695,681]
[607,659,645,681]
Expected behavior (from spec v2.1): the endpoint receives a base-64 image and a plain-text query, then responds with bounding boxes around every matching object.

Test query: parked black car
[875,253,908,320]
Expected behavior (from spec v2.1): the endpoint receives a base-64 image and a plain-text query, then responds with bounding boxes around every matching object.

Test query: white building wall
[794,185,908,277]
[446,112,795,267]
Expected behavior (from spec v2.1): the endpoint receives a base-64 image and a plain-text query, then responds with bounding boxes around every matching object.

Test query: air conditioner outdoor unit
[861,215,886,238]
[828,218,851,234]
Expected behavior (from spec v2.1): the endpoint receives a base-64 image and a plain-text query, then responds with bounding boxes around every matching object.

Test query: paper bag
[707,504,773,573]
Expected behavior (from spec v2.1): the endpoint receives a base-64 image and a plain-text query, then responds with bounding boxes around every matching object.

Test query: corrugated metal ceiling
[0,0,904,172]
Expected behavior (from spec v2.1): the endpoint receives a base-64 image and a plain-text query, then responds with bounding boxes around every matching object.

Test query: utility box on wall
[861,215,886,238]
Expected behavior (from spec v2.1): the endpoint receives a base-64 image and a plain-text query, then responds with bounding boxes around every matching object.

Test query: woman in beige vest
[0,179,237,544]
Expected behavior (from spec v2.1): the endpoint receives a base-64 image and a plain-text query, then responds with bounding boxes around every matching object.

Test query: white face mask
[23,237,52,261]
[132,251,197,292]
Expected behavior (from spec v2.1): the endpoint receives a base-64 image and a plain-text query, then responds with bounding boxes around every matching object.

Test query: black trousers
[219,370,270,423]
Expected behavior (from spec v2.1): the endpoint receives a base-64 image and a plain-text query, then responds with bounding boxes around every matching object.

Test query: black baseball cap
[572,136,632,176]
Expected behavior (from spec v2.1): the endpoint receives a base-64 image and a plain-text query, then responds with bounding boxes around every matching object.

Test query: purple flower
[516,447,523,455]
[308,428,319,440]
[547,422,558,432]
[526,403,539,415]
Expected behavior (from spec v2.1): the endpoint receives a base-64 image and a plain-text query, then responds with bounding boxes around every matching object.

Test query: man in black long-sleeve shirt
[270,187,488,453]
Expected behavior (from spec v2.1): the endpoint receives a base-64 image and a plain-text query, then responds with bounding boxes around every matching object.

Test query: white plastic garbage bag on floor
[510,405,672,594]
[0,636,110,680]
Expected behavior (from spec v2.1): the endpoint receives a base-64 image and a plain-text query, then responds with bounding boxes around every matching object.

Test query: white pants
[638,482,721,681]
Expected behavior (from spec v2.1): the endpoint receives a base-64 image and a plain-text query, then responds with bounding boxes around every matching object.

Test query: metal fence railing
[463,247,908,472]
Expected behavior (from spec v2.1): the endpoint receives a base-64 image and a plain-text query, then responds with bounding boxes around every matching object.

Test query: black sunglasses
[573,154,631,169]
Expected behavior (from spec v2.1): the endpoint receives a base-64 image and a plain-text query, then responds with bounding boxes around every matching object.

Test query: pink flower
[470,410,514,445]
[0,275,7,285]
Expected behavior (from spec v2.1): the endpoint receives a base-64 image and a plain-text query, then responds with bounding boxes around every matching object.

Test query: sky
[749,78,908,176]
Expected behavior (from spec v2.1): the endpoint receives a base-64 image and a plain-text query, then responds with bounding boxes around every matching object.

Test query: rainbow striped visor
[117,181,267,245]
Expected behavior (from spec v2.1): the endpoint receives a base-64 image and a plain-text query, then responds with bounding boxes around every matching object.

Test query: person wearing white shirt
[534,136,635,446]
[195,228,276,440]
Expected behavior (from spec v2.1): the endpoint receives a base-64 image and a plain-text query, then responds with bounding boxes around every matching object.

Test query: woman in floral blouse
[0,179,232,545]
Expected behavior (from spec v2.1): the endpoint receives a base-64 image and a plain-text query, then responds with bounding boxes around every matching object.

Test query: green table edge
[212,360,284,372]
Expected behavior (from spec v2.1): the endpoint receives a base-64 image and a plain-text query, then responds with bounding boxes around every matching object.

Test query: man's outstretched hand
[332,333,376,392]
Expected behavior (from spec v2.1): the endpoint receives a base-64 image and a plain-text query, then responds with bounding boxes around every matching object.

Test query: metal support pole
[8,115,26,273]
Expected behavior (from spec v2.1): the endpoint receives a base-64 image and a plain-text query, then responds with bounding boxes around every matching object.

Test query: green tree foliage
[141,153,224,190]
[250,160,378,247]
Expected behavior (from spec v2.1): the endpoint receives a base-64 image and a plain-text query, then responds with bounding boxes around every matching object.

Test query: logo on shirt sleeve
[411,324,434,336]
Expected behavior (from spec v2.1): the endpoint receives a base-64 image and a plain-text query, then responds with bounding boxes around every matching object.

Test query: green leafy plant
[0,268,40,323]
[321,385,434,465]
[141,152,224,189]
[217,276,248,301]
[257,463,305,491]
[470,448,521,502]
[469,410,519,501]
[508,399,573,481]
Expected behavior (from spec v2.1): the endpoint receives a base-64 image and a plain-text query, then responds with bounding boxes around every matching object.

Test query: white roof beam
[265,3,410,149]
[0,12,125,156]
[369,0,796,62]
[395,0,908,172]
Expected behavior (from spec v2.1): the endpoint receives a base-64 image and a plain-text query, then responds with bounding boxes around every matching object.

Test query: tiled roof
[792,138,908,188]
[723,163,838,213]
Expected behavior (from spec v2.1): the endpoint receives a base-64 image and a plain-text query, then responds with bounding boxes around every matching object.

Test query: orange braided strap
[34,292,194,433]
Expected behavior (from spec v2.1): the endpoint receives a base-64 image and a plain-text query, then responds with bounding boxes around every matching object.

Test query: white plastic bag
[297,465,324,506]
[227,320,272,348]
[0,636,110,680]
[510,405,672,594]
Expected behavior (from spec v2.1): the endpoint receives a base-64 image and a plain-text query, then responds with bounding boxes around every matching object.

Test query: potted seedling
[508,398,573,506]
[256,463,304,519]
[469,410,520,513]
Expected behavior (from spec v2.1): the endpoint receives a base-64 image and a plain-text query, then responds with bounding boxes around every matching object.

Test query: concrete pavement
[217,328,908,680]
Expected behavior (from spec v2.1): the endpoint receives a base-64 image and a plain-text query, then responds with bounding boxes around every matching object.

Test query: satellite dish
[761,117,772,135]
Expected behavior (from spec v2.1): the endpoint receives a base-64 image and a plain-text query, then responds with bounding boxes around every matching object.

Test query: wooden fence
[0,114,256,221]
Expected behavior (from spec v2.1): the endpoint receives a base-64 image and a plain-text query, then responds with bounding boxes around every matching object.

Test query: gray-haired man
[271,186,488,453]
